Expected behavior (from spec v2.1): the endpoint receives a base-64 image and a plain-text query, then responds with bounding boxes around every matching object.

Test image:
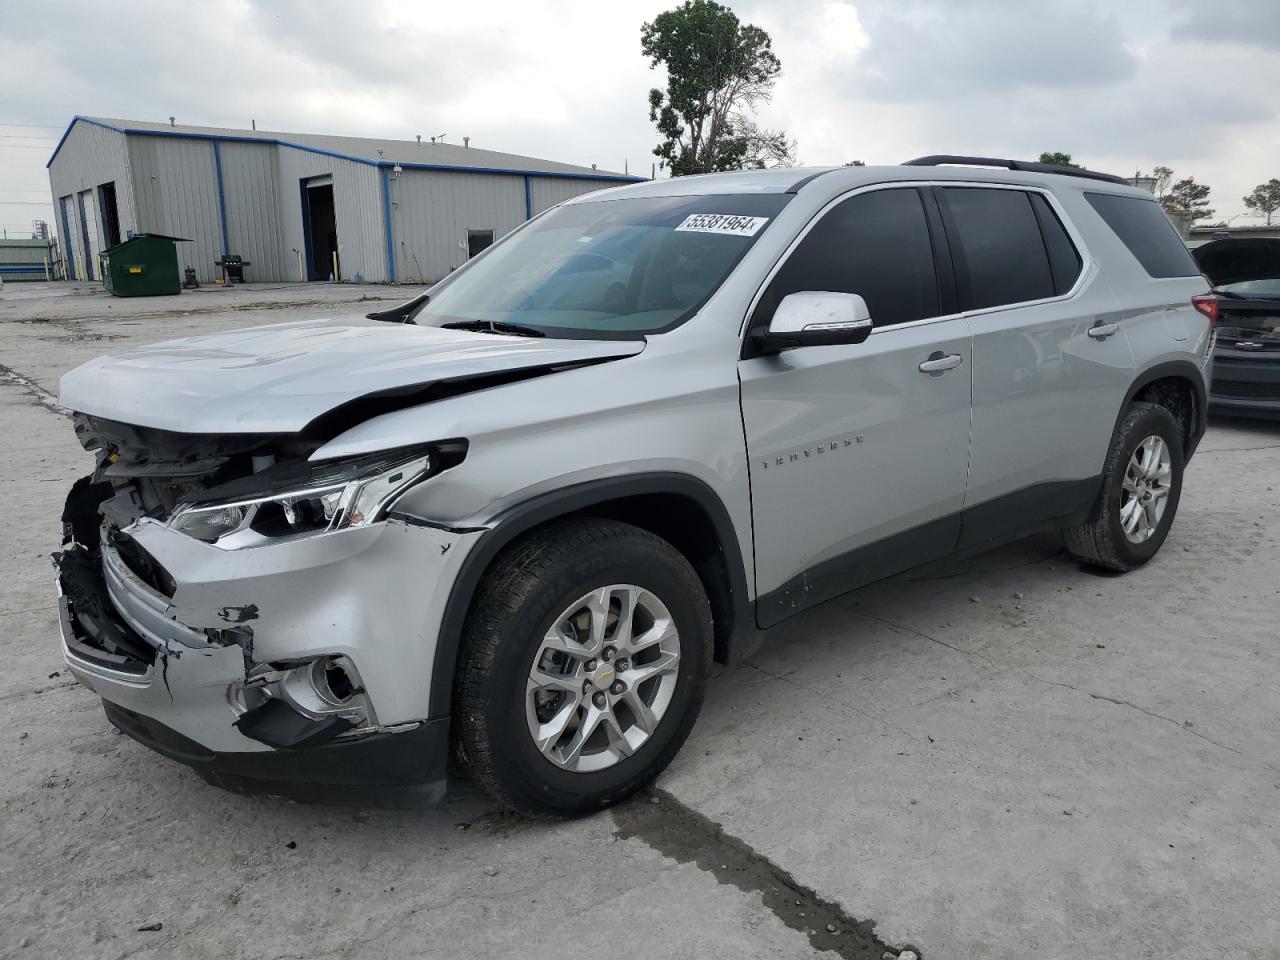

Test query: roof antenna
[169,116,175,127]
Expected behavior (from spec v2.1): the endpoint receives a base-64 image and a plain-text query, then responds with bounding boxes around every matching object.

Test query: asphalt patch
[613,788,919,959]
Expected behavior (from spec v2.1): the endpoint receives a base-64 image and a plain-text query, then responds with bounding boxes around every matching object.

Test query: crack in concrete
[614,788,918,959]
[0,362,69,418]
[1034,677,1259,762]
[853,609,996,668]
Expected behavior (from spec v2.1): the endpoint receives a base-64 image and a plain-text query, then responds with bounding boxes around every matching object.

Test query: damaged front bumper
[56,513,481,803]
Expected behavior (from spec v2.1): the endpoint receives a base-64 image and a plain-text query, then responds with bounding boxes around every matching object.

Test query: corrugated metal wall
[49,121,632,287]
[391,169,526,283]
[529,176,608,215]
[126,136,223,282]
[46,122,135,279]
[219,141,286,281]
[276,146,387,283]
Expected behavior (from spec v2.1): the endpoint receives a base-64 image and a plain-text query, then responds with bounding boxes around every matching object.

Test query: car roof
[572,164,1150,203]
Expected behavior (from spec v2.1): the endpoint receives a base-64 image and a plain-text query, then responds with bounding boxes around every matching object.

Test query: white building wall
[218,141,286,281]
[46,121,136,279]
[391,169,526,284]
[529,176,608,215]
[125,136,223,283]
[276,145,387,283]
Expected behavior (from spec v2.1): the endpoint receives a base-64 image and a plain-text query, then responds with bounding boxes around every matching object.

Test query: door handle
[1087,322,1120,340]
[919,352,964,374]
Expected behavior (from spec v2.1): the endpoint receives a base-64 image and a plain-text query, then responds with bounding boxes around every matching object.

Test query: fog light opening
[316,657,357,705]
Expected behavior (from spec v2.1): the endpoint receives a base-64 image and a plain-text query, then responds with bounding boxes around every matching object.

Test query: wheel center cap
[592,664,615,689]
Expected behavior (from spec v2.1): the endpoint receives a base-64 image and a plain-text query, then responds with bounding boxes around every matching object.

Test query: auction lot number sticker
[674,213,770,236]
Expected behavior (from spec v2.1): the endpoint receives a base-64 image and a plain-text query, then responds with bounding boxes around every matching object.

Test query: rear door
[939,184,1133,549]
[738,186,973,626]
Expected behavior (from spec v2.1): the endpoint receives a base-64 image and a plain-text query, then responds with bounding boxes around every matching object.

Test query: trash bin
[101,234,190,297]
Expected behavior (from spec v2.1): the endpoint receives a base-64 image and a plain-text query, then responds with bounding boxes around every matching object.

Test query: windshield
[416,193,791,339]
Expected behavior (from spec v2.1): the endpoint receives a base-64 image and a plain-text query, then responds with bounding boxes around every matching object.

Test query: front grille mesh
[1213,379,1280,401]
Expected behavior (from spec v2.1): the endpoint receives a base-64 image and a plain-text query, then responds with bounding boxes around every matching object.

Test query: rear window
[1084,193,1200,279]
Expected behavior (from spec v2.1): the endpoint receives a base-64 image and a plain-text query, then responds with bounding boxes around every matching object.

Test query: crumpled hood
[59,316,645,434]
[1193,237,1280,288]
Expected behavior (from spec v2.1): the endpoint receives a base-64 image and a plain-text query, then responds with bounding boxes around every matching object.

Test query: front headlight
[168,446,436,548]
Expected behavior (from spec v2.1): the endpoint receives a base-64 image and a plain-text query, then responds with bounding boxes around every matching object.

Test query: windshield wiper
[441,319,546,338]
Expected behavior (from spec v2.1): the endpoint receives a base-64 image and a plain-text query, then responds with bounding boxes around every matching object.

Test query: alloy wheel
[1120,434,1173,544]
[525,584,681,773]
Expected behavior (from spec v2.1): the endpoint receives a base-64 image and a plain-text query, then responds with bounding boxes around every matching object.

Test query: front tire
[1064,401,1185,571]
[454,518,712,816]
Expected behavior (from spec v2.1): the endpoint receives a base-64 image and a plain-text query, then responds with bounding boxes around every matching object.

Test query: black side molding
[903,155,1130,186]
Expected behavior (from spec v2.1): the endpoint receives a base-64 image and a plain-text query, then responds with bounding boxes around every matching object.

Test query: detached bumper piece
[106,702,449,806]
[56,544,154,672]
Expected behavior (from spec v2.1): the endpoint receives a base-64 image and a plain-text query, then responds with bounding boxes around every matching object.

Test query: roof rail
[902,155,1129,186]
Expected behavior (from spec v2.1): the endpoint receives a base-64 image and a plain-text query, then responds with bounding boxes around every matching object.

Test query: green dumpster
[101,234,190,297]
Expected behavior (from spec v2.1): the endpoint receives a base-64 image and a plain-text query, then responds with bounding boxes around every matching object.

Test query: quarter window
[942,187,1056,309]
[1084,192,1200,279]
[752,187,940,332]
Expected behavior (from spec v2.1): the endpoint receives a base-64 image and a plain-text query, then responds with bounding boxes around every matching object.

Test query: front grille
[1212,379,1280,401]
[110,529,177,597]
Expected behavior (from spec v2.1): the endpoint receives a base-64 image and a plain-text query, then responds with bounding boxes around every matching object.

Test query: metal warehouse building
[47,116,642,286]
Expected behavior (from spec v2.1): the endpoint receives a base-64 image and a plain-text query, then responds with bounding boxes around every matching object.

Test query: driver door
[738,185,974,626]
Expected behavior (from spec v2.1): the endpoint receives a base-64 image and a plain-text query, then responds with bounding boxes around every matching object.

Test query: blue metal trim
[48,116,644,184]
[381,167,396,283]
[59,195,75,279]
[524,175,533,220]
[212,141,230,256]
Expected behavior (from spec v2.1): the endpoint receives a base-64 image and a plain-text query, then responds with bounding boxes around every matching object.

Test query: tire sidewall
[1102,405,1185,566]
[480,536,710,814]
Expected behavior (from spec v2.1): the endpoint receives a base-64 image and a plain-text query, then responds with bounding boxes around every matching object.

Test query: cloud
[1169,0,1280,50]
[850,0,1140,99]
[2,0,1279,235]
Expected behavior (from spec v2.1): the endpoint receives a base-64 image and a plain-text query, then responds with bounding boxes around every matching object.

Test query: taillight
[1191,293,1218,328]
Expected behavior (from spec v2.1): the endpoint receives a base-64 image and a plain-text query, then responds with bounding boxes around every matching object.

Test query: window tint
[942,187,1055,309]
[1084,193,1200,279]
[1029,193,1082,295]
[753,188,939,330]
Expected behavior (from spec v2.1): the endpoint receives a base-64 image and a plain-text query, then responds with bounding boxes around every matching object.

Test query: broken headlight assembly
[167,445,439,548]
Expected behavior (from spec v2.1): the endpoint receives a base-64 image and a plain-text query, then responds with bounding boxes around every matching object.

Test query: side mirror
[750,292,874,355]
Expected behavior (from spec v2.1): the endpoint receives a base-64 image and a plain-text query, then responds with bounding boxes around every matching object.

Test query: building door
[467,229,495,258]
[76,190,95,281]
[303,176,338,280]
[97,182,122,250]
[59,196,76,280]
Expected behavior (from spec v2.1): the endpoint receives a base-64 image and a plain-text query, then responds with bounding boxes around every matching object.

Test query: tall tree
[642,0,795,176]
[1161,176,1215,223]
[1150,165,1174,198]
[1038,151,1077,168]
[1243,178,1280,226]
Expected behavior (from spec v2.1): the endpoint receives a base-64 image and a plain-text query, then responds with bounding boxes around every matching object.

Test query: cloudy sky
[3,0,1279,240]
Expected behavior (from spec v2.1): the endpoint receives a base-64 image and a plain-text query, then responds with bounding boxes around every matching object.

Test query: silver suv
[54,157,1213,815]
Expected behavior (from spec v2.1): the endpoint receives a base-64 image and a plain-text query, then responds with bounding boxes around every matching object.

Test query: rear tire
[454,518,712,816]
[1064,401,1184,572]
